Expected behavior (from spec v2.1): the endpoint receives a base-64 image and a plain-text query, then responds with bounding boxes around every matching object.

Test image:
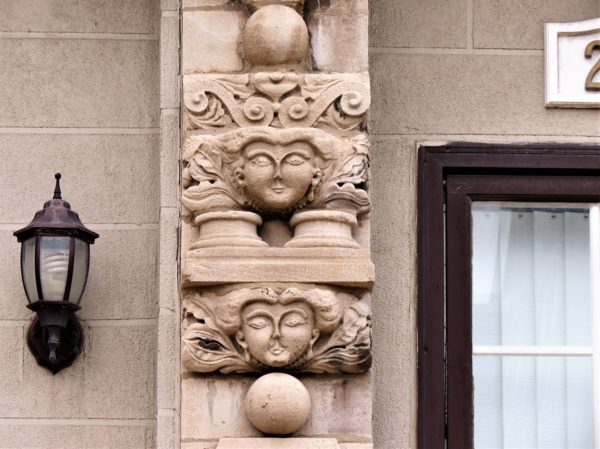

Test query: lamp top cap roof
[13,173,99,243]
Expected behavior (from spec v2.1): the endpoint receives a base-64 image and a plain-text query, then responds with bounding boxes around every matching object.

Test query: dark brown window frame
[417,143,600,449]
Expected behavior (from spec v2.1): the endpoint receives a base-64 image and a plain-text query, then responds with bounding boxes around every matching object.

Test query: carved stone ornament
[183,73,370,132]
[242,5,309,67]
[181,286,372,374]
[182,127,370,219]
[242,0,304,13]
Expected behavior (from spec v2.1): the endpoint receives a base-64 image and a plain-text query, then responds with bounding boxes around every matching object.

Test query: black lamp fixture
[13,174,99,374]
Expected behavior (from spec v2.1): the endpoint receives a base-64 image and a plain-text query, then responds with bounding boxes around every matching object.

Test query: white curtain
[472,204,594,449]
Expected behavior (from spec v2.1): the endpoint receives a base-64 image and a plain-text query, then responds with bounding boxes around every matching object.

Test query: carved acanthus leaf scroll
[181,286,372,374]
[183,73,370,132]
[182,300,252,374]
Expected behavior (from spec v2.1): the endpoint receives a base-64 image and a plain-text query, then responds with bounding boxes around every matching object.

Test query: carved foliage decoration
[184,73,371,132]
[181,127,370,217]
[181,286,372,374]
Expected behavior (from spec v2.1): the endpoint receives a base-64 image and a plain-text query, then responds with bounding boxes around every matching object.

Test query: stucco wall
[0,1,161,448]
[369,0,600,448]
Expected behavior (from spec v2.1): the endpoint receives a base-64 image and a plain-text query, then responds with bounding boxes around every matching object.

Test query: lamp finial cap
[53,173,62,200]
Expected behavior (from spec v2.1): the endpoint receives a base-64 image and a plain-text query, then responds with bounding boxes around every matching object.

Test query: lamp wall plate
[26,313,84,374]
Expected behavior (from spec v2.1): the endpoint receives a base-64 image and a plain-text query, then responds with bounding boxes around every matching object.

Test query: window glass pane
[472,202,592,347]
[472,202,596,449]
[473,356,593,449]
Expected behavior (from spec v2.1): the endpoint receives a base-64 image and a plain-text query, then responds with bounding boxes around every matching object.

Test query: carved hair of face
[235,140,321,212]
[215,287,341,369]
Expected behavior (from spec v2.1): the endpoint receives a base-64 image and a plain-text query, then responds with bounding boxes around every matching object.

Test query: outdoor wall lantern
[13,173,99,374]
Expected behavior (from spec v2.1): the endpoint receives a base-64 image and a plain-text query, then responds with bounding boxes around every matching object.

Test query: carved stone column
[180,1,373,447]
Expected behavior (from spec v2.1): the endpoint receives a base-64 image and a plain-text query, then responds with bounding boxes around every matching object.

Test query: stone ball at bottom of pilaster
[242,5,309,66]
[245,372,312,435]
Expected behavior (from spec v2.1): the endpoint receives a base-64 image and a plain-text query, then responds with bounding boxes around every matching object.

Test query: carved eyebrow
[244,149,276,160]
[244,148,312,160]
[281,308,309,320]
[245,310,275,321]
[283,150,312,160]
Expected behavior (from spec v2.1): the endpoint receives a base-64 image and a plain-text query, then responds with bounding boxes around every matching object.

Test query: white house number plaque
[545,17,600,108]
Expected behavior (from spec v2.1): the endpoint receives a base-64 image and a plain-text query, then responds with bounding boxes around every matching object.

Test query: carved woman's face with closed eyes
[235,141,319,211]
[236,301,318,367]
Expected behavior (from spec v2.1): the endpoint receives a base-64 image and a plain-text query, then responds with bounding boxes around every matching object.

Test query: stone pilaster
[180,1,373,447]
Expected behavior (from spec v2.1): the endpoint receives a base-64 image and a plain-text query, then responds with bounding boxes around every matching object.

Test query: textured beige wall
[0,1,161,448]
[369,1,600,448]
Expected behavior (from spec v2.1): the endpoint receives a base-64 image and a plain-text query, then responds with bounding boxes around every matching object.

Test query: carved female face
[237,141,318,211]
[237,301,318,367]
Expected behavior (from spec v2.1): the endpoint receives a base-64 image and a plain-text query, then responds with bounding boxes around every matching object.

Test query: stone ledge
[216,438,341,449]
[182,247,375,287]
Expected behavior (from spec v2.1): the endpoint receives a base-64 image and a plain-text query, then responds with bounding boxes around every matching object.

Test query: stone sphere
[244,373,312,435]
[243,5,309,66]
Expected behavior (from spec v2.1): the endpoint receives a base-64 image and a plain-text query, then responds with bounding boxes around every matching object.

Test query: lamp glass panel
[68,239,89,305]
[39,236,71,301]
[20,237,38,303]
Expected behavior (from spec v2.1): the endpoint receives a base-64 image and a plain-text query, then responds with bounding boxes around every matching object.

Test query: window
[417,145,600,449]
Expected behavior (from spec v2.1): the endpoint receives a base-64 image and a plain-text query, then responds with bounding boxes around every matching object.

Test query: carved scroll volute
[183,76,276,129]
[282,78,371,130]
[182,286,372,374]
[183,74,371,132]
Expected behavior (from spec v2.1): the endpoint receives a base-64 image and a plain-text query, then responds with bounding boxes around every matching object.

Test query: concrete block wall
[0,1,161,448]
[180,0,246,75]
[305,0,369,73]
[369,0,600,448]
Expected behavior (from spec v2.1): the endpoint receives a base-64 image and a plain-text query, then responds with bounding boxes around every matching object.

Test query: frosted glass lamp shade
[39,236,71,302]
[68,238,90,305]
[19,236,91,305]
[20,237,38,304]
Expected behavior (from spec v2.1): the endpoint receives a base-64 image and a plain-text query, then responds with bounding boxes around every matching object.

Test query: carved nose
[273,163,282,180]
[271,326,281,339]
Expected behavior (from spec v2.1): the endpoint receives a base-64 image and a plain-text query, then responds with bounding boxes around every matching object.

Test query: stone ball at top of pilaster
[242,4,309,67]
